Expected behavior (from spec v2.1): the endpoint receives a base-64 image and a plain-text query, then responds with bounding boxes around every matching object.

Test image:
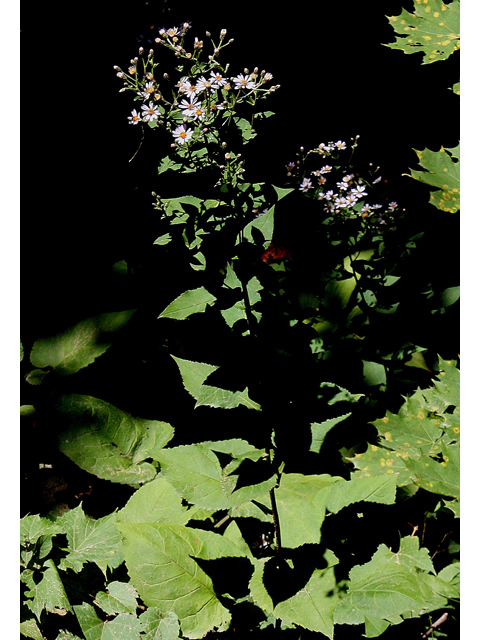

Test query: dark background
[21,0,459,342]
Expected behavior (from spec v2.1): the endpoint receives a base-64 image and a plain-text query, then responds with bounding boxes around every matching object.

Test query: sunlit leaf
[408,145,460,213]
[158,287,217,320]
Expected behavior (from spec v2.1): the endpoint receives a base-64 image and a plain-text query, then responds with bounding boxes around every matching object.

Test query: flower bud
[225,153,231,160]
[155,37,161,43]
[206,31,211,37]
[139,47,144,54]
[220,29,227,37]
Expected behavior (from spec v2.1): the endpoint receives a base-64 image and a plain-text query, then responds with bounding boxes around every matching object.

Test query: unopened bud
[206,31,211,37]
[220,29,227,37]
[225,153,231,160]
[139,47,144,54]
[163,73,169,79]
[244,68,249,74]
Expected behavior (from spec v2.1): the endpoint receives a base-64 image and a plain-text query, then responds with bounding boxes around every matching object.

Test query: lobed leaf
[74,603,141,640]
[95,581,138,616]
[385,0,460,64]
[326,474,397,513]
[139,609,180,640]
[24,559,73,621]
[408,145,460,213]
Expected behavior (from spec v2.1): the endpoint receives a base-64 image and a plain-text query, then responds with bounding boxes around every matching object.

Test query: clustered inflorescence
[288,138,402,226]
[114,23,278,160]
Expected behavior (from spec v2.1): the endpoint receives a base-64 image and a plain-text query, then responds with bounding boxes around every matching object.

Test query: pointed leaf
[274,550,340,638]
[385,0,460,64]
[326,474,397,513]
[158,287,217,320]
[241,206,275,247]
[153,233,172,246]
[21,514,63,546]
[408,145,460,213]
[95,582,138,616]
[310,413,351,454]
[30,310,136,375]
[20,619,44,640]
[57,504,123,574]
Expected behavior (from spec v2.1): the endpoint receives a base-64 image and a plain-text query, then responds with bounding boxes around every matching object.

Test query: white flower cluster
[297,140,398,217]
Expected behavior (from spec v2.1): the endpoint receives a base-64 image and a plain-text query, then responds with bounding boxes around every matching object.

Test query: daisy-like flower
[179,78,198,99]
[334,140,347,150]
[337,181,349,191]
[286,162,295,171]
[371,204,383,210]
[372,176,382,184]
[317,192,326,200]
[195,75,216,93]
[172,124,193,145]
[324,190,334,200]
[194,37,203,49]
[263,72,273,81]
[361,204,372,214]
[141,101,160,122]
[299,178,313,192]
[318,176,327,186]
[139,81,155,100]
[335,197,348,209]
[232,73,256,90]
[351,185,367,199]
[128,109,142,125]
[190,103,206,121]
[388,201,398,211]
[179,97,200,118]
[166,27,179,38]
[317,143,333,154]
[311,170,322,177]
[209,71,227,88]
[345,194,357,207]
[320,165,332,174]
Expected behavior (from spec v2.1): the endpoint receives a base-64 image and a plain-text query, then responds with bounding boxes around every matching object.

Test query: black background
[21,0,459,342]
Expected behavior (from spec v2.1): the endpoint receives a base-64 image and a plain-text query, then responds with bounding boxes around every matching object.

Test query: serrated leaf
[74,603,141,640]
[333,536,441,627]
[154,444,275,510]
[57,394,173,486]
[95,582,138,616]
[139,609,180,640]
[117,477,189,526]
[158,287,216,320]
[118,523,246,638]
[171,356,261,410]
[310,413,351,454]
[385,0,460,64]
[408,145,460,213]
[20,619,44,640]
[405,441,459,498]
[24,559,73,621]
[275,473,341,548]
[57,504,123,574]
[248,557,274,616]
[21,514,64,546]
[326,474,397,513]
[274,550,340,638]
[30,310,136,375]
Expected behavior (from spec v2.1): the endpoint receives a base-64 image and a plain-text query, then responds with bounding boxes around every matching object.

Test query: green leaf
[362,360,387,387]
[272,185,294,201]
[405,441,459,499]
[241,206,275,247]
[249,557,275,616]
[385,0,460,64]
[158,156,182,175]
[158,287,217,320]
[153,233,172,246]
[275,473,341,548]
[20,405,36,417]
[310,413,351,454]
[57,504,123,574]
[171,356,261,410]
[333,537,442,628]
[451,81,460,95]
[234,116,256,142]
[95,581,138,616]
[21,514,64,546]
[117,477,189,526]
[274,550,340,638]
[154,444,275,510]
[139,609,180,640]
[408,145,460,213]
[20,619,44,640]
[363,615,390,638]
[74,603,141,640]
[30,310,136,375]
[326,475,397,513]
[118,523,246,638]
[57,394,173,486]
[439,286,460,308]
[24,559,73,621]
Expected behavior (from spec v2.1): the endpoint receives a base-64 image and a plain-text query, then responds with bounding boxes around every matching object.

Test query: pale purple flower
[232,73,256,90]
[172,124,193,145]
[141,101,160,122]
[334,140,347,150]
[320,165,332,174]
[196,76,216,93]
[209,71,227,88]
[299,178,313,192]
[351,185,367,199]
[128,109,142,125]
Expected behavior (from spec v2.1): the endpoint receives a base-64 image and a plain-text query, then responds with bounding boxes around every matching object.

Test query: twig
[129,124,145,163]
[421,612,449,638]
